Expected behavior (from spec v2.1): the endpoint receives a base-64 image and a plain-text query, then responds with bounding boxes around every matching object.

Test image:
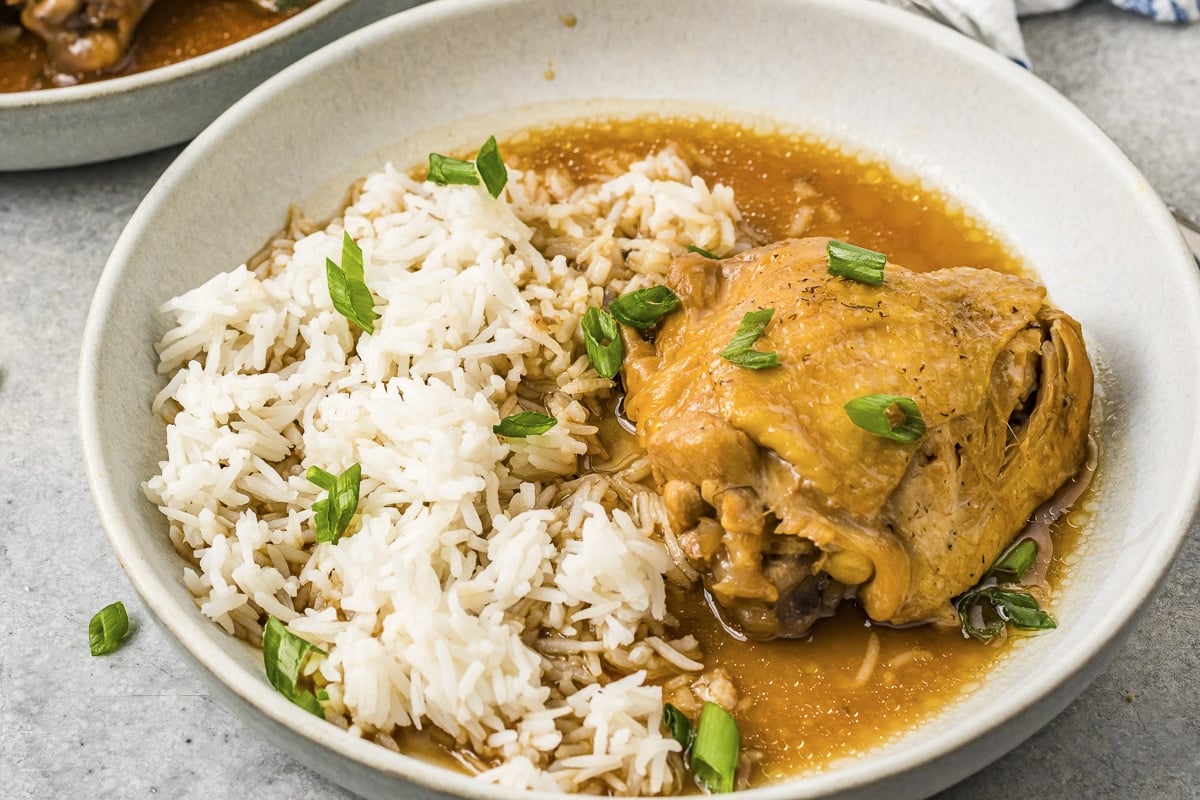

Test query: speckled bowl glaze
[0,0,422,171]
[79,0,1200,798]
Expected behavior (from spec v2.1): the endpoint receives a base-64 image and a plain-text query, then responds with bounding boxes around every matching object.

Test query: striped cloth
[882,0,1198,66]
[1021,0,1198,22]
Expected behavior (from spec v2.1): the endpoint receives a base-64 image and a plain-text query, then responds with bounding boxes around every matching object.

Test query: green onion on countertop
[827,239,887,286]
[720,308,780,370]
[88,601,130,656]
[326,232,379,334]
[609,285,681,330]
[263,616,326,718]
[844,393,926,443]
[306,463,362,544]
[494,411,558,437]
[582,306,624,379]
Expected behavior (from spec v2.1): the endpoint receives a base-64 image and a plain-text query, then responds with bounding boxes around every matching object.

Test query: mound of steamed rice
[144,146,753,793]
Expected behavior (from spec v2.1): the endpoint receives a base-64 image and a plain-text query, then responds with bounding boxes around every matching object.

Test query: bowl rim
[78,0,1200,797]
[0,0,358,109]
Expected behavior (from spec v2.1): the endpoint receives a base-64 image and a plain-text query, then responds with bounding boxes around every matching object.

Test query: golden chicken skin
[621,237,1093,638]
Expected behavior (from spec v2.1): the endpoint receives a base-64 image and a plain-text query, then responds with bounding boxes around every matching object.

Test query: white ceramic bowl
[78,0,1200,798]
[0,0,421,171]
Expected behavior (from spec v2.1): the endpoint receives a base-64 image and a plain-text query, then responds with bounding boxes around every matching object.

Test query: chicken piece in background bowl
[12,0,157,78]
[0,0,415,169]
[1,0,317,89]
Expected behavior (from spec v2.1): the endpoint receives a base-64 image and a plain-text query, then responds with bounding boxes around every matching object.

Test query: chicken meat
[12,0,156,76]
[621,237,1093,639]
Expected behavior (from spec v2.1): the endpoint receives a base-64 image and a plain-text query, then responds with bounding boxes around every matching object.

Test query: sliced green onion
[263,616,326,718]
[305,465,335,491]
[339,229,365,282]
[326,232,379,334]
[428,137,510,197]
[494,411,557,437]
[609,285,681,330]
[309,463,362,544]
[992,590,1056,629]
[582,307,624,379]
[687,244,719,259]
[724,349,781,369]
[662,703,694,749]
[719,308,780,370]
[958,586,1056,642]
[88,601,130,656]
[427,152,479,186]
[721,308,775,356]
[475,135,508,198]
[991,539,1038,579]
[844,393,926,442]
[690,702,740,794]
[271,0,306,10]
[827,239,887,286]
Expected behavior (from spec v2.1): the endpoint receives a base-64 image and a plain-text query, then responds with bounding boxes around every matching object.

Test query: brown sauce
[0,0,315,93]
[503,117,1021,277]
[672,525,1088,782]
[504,117,1083,783]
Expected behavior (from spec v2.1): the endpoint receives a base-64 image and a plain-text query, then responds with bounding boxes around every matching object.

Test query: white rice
[144,146,751,793]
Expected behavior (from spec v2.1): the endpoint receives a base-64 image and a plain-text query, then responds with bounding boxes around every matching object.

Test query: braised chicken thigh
[622,237,1093,639]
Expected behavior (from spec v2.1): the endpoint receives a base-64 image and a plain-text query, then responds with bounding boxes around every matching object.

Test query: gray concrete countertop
[2,2,1197,798]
